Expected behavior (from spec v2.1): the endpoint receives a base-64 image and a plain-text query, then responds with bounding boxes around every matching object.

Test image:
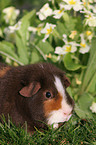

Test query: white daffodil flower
[3,7,20,24]
[28,26,37,33]
[89,0,94,3]
[90,102,96,113]
[90,5,96,13]
[63,33,79,45]
[85,30,93,41]
[36,3,53,20]
[9,21,22,33]
[28,23,44,35]
[82,0,90,9]
[82,8,96,27]
[82,0,93,5]
[53,4,65,19]
[62,34,68,43]
[61,0,83,11]
[79,34,90,54]
[68,41,78,52]
[41,23,56,42]
[4,27,15,42]
[55,46,65,55]
[64,42,78,53]
[83,1,96,12]
[85,14,96,27]
[55,41,78,55]
[53,9,64,19]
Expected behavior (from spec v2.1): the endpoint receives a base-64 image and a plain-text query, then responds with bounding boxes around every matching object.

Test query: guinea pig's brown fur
[0,62,74,131]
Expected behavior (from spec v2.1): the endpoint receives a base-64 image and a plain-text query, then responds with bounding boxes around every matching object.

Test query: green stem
[25,121,27,139]
[74,11,76,17]
[52,0,56,9]
[0,51,24,66]
[30,42,47,61]
[52,29,62,40]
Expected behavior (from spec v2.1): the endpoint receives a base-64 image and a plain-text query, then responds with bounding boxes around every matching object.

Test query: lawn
[0,114,96,145]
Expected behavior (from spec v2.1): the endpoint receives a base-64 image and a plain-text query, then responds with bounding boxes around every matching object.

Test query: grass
[0,114,96,145]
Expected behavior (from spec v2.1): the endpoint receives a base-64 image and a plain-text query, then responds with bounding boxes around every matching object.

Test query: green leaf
[18,10,36,45]
[56,15,77,36]
[92,142,96,145]
[50,54,58,62]
[37,40,54,54]
[52,29,62,40]
[78,93,94,111]
[0,41,24,65]
[14,10,36,65]
[21,9,36,22]
[86,73,96,94]
[15,33,29,64]
[75,104,87,119]
[81,38,96,93]
[30,49,43,64]
[0,41,18,59]
[0,0,11,10]
[75,93,94,119]
[63,16,77,32]
[66,87,73,98]
[63,53,81,71]
[56,21,67,35]
[1,41,15,50]
[63,12,70,22]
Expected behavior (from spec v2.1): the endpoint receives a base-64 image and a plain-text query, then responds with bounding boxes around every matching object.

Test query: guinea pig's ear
[19,82,41,97]
[64,75,71,88]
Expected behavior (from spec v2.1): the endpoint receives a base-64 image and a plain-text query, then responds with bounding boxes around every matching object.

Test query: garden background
[0,0,96,144]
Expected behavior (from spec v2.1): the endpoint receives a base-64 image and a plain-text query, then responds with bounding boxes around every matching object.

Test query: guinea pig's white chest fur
[44,76,73,128]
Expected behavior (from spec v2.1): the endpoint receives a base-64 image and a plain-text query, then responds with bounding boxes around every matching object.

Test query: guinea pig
[0,62,74,131]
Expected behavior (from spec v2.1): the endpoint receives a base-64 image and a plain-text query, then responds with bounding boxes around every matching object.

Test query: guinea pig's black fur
[0,62,74,131]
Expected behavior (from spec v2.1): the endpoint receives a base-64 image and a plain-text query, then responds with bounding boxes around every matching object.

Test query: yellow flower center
[69,30,77,39]
[86,31,92,36]
[58,8,64,14]
[69,0,76,5]
[80,43,86,48]
[9,7,14,13]
[8,8,14,18]
[46,27,52,35]
[37,27,41,31]
[45,7,48,11]
[83,2,89,6]
[65,46,71,52]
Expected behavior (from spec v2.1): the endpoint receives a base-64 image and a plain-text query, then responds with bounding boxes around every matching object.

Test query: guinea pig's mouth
[51,121,67,129]
[58,122,66,128]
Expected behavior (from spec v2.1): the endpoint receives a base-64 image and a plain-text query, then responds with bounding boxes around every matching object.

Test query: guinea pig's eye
[46,92,52,98]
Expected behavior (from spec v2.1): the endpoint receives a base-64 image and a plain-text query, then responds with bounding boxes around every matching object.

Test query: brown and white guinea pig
[0,62,74,131]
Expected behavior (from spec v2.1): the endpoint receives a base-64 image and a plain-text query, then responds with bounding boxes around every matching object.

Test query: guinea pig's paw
[52,123,59,129]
